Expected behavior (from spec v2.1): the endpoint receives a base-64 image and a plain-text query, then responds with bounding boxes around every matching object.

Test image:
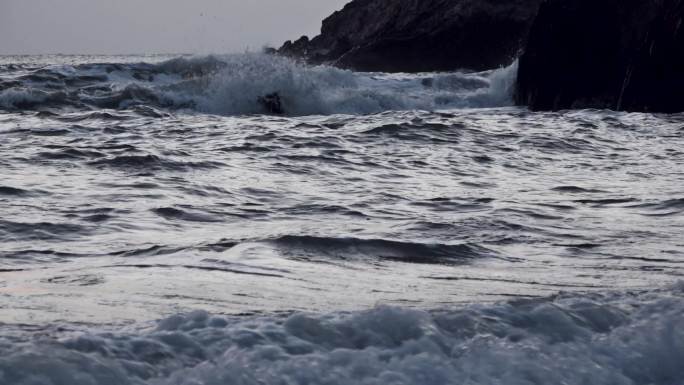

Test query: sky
[0,0,349,55]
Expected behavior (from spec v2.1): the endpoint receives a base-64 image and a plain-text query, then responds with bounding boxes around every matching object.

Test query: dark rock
[278,0,544,73]
[258,93,284,114]
[279,36,311,58]
[516,0,684,113]
[262,47,277,55]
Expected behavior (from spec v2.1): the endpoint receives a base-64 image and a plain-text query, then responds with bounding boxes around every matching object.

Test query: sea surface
[1,54,683,384]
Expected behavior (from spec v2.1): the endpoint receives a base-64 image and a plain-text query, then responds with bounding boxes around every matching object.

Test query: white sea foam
[1,284,683,385]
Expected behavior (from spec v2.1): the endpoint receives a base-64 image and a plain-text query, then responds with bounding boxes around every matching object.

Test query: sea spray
[0,54,517,115]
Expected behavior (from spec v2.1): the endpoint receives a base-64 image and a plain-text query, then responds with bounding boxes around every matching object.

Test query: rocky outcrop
[516,0,684,112]
[257,93,284,114]
[279,0,544,73]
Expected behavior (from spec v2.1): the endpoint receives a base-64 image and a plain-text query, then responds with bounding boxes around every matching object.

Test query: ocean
[1,54,683,384]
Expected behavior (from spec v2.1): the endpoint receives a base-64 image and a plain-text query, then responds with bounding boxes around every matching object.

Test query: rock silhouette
[516,0,684,112]
[279,0,543,73]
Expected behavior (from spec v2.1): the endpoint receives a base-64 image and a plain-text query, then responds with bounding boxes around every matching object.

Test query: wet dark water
[1,55,683,385]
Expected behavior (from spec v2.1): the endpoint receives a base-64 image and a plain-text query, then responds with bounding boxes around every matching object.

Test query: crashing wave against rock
[0,54,517,116]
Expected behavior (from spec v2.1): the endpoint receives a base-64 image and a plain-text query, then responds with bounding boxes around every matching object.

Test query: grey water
[1,54,683,385]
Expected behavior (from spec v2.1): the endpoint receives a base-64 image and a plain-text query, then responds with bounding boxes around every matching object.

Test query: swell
[0,219,88,243]
[88,155,224,172]
[0,235,499,268]
[629,197,684,216]
[269,235,499,265]
[0,186,42,197]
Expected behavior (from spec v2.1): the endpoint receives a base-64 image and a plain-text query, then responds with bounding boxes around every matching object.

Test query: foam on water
[0,54,517,116]
[1,284,683,385]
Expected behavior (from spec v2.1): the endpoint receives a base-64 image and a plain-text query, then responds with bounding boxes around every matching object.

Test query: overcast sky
[0,0,348,54]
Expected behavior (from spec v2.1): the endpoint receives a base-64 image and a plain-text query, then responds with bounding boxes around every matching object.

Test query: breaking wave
[0,54,517,116]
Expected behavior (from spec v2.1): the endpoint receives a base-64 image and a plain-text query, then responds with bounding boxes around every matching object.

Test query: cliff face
[516,0,684,112]
[279,0,544,73]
